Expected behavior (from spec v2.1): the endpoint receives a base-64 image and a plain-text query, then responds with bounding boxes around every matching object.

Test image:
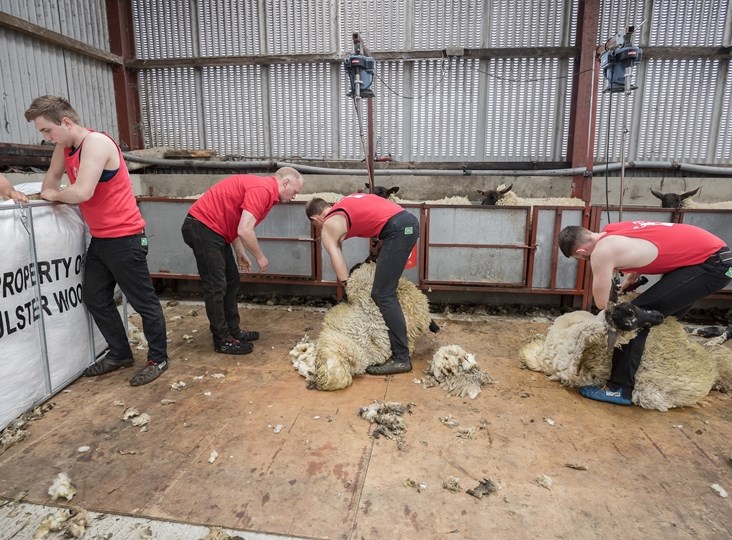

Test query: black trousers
[181,216,241,346]
[371,211,420,362]
[610,251,732,392]
[83,234,167,363]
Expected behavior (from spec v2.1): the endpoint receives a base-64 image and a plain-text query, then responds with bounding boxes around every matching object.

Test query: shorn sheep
[650,187,732,209]
[478,183,585,207]
[289,262,432,390]
[519,302,732,411]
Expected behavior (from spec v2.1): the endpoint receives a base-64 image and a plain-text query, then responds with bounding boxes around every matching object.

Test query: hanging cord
[604,93,614,224]
[352,98,374,186]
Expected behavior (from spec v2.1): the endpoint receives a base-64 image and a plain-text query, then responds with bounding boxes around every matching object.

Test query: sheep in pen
[518,302,732,411]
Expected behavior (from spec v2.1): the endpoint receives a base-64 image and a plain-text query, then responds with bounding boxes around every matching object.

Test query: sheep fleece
[294,263,431,391]
[519,311,732,411]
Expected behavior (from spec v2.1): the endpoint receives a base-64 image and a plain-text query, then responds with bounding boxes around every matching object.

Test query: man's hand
[6,190,29,204]
[256,254,269,272]
[237,253,252,273]
[40,188,60,202]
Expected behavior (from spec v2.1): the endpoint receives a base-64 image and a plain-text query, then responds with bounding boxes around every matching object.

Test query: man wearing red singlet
[181,168,303,354]
[559,221,732,405]
[25,95,168,387]
[306,193,419,375]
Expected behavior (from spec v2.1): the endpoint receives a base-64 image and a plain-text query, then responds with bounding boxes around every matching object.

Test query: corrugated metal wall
[595,0,731,164]
[0,0,118,145]
[131,0,583,162]
[2,1,730,165]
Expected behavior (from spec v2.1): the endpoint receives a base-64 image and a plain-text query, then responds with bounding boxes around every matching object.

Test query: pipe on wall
[122,153,732,177]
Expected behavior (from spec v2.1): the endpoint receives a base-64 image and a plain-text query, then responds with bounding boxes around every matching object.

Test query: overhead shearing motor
[344,33,375,98]
[599,25,643,93]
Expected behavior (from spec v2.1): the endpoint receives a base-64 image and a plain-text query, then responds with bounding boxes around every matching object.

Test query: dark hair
[305,197,330,219]
[557,225,587,258]
[25,95,81,124]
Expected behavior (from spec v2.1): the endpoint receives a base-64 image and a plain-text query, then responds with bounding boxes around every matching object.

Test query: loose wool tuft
[425,344,496,399]
[519,310,732,411]
[493,184,585,208]
[289,263,432,391]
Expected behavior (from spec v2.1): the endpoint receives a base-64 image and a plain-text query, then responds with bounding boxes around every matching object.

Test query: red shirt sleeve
[241,185,274,224]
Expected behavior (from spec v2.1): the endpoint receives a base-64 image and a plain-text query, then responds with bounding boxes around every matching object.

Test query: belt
[705,247,732,264]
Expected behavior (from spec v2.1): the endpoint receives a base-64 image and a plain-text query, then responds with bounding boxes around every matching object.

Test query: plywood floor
[1,301,731,539]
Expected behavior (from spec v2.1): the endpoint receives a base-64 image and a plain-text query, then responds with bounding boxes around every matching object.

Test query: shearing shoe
[84,357,134,377]
[215,338,253,355]
[230,329,260,341]
[366,357,412,375]
[130,360,168,386]
[579,384,632,406]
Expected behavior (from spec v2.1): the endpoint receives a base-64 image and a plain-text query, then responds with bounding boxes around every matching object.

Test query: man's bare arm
[237,210,268,272]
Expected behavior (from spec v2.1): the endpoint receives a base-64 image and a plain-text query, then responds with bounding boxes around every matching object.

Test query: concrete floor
[0,301,731,540]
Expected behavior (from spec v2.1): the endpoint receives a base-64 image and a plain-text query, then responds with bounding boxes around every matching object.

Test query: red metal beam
[567,0,601,204]
[106,0,144,150]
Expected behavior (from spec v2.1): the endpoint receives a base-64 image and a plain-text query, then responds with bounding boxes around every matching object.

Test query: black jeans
[83,234,167,363]
[371,211,419,362]
[181,215,241,346]
[610,250,732,392]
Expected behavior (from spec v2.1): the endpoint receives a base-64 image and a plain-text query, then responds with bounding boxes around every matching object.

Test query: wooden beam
[105,0,144,149]
[0,10,123,66]
[567,0,601,204]
[125,47,580,70]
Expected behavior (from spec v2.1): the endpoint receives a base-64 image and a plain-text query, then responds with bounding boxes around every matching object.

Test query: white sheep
[478,183,585,207]
[519,306,732,411]
[651,187,732,209]
[289,262,432,390]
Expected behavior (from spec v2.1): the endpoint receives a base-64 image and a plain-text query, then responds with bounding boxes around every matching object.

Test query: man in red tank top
[559,221,732,405]
[182,168,304,354]
[306,194,419,375]
[26,95,169,387]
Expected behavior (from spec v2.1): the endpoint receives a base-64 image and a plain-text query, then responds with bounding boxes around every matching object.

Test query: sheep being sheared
[519,302,732,411]
[478,183,585,207]
[289,263,432,390]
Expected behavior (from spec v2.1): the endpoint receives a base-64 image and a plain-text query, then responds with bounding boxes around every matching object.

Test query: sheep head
[370,184,400,199]
[604,301,664,350]
[650,187,700,208]
[477,184,513,206]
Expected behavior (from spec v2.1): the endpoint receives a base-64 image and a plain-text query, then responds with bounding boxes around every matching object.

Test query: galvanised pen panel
[428,206,527,245]
[320,237,370,283]
[138,200,199,276]
[533,208,584,290]
[427,246,525,284]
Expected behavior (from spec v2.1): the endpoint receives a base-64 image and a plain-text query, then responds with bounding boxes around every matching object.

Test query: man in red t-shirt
[306,194,419,375]
[559,221,732,405]
[26,95,169,387]
[182,168,303,354]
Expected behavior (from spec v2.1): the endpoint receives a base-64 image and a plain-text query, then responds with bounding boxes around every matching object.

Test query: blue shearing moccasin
[579,385,632,406]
